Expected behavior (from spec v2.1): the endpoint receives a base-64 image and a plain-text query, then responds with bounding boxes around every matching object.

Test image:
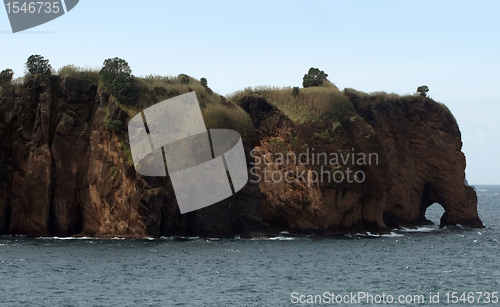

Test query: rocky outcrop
[0,77,483,238]
[237,93,483,233]
[346,92,483,229]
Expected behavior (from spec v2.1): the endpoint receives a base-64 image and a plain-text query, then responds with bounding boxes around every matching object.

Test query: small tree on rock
[417,85,429,97]
[25,55,52,75]
[302,67,328,88]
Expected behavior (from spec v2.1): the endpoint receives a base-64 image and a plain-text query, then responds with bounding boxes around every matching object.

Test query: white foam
[269,236,296,240]
[249,236,296,241]
[381,232,404,237]
[356,232,404,238]
[36,236,93,240]
[399,226,438,233]
[160,236,201,240]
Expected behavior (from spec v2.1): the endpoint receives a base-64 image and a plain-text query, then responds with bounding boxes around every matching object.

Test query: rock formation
[0,76,483,238]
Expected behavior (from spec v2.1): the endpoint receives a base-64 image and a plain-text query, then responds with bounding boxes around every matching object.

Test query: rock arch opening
[419,182,446,226]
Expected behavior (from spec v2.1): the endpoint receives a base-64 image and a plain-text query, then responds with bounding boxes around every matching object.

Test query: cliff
[0,75,483,238]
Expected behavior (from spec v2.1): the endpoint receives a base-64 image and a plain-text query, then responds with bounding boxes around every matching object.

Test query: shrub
[179,74,190,84]
[105,119,123,133]
[200,77,208,87]
[291,86,299,97]
[417,85,429,97]
[302,67,328,88]
[110,73,139,105]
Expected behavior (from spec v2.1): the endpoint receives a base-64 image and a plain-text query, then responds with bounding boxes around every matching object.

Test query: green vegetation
[343,87,458,125]
[200,77,208,87]
[25,54,52,76]
[131,74,255,139]
[121,141,134,166]
[57,65,100,85]
[302,67,328,88]
[417,85,429,97]
[6,56,254,146]
[110,166,117,177]
[202,102,254,138]
[312,131,334,141]
[100,57,139,105]
[344,88,416,101]
[105,119,123,133]
[3,56,458,146]
[179,74,189,84]
[228,81,354,123]
[269,137,289,152]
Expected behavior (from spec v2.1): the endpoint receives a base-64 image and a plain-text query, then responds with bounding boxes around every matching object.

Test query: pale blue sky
[1,0,499,184]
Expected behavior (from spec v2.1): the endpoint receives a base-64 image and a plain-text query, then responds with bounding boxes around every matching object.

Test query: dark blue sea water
[0,186,499,306]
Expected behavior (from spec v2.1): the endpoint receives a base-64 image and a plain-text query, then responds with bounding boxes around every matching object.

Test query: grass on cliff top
[343,87,458,125]
[133,74,254,139]
[227,81,354,124]
[54,66,254,139]
[57,65,101,85]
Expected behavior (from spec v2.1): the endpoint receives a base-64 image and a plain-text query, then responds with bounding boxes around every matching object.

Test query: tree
[100,57,132,86]
[25,55,52,75]
[291,86,299,97]
[302,67,328,88]
[417,85,429,97]
[200,77,208,87]
[0,69,14,87]
[99,57,138,105]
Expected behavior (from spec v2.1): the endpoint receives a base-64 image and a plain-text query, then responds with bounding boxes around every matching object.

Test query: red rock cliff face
[0,77,483,238]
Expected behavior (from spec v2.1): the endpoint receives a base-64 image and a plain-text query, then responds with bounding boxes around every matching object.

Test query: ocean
[0,185,499,306]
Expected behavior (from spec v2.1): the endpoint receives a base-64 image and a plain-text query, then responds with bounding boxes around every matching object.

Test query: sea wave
[398,226,439,233]
[36,236,93,240]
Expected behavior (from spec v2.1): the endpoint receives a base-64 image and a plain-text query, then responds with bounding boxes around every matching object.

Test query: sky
[1,0,499,184]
